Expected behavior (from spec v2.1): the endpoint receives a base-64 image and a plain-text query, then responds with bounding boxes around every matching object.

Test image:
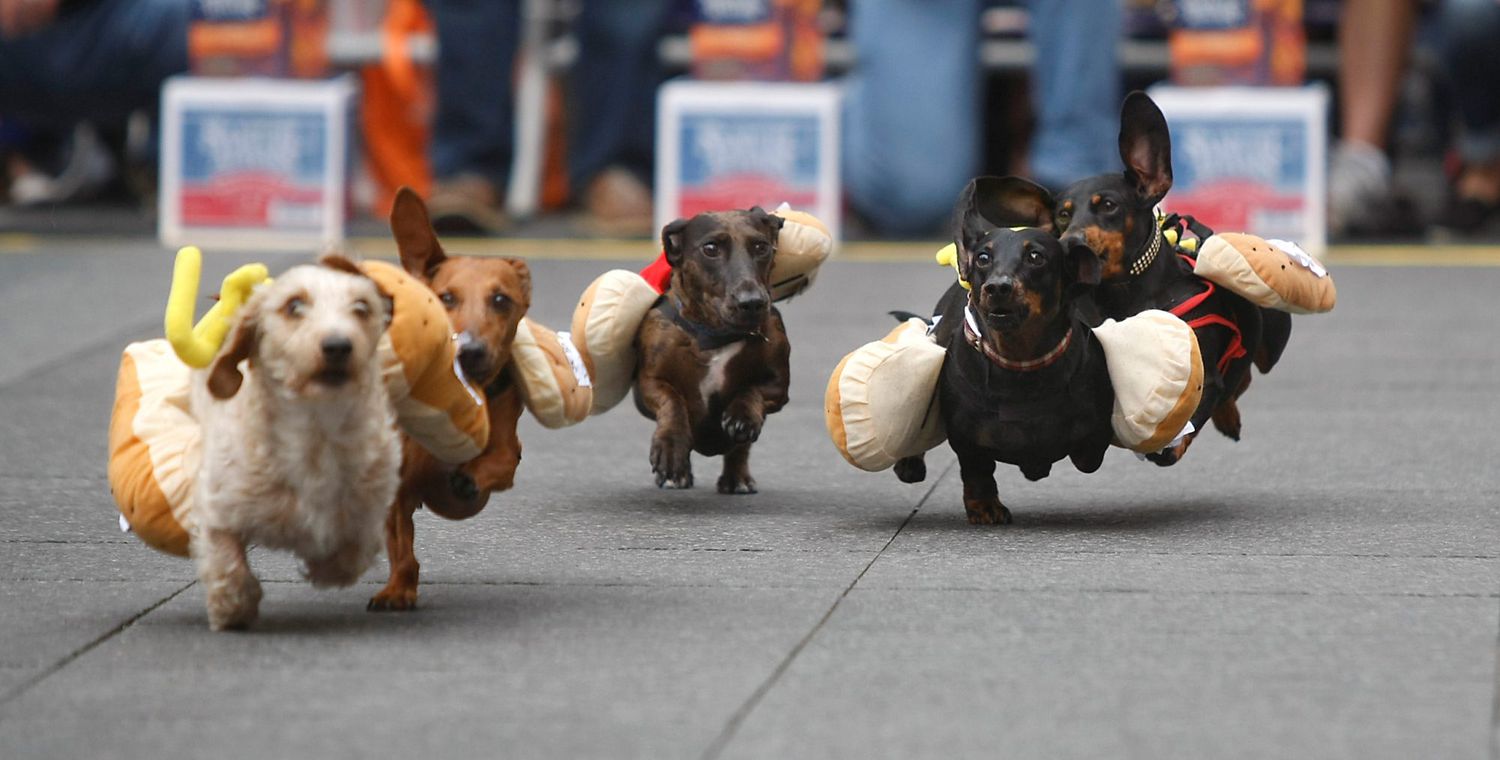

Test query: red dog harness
[1168,252,1246,374]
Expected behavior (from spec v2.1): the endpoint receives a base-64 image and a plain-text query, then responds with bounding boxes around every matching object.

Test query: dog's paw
[721,411,763,444]
[367,586,418,612]
[893,456,926,483]
[963,497,1012,526]
[205,575,262,631]
[449,470,480,500]
[717,472,758,495]
[651,432,694,489]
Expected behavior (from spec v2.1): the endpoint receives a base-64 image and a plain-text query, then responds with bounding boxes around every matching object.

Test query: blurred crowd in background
[1,0,1498,241]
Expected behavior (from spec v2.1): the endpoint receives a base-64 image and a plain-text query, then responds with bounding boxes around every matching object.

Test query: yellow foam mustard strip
[164,246,269,368]
[934,244,969,291]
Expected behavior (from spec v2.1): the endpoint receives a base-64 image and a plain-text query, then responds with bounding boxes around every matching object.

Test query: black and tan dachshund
[894,177,1114,525]
[1052,91,1293,465]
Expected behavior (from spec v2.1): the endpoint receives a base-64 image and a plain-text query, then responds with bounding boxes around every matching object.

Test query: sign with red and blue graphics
[677,113,821,218]
[655,80,841,242]
[179,109,327,230]
[1152,86,1327,256]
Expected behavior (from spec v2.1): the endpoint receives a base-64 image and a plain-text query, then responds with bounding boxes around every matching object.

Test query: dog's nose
[321,336,353,365]
[984,278,1016,297]
[733,291,768,314]
[457,342,490,375]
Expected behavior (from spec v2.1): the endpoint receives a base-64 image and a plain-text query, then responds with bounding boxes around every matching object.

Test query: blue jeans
[1438,0,1500,164]
[843,0,1122,234]
[0,0,189,130]
[427,0,673,193]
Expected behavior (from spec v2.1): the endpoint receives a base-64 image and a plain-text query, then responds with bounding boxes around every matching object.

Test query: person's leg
[1439,0,1500,207]
[427,0,520,191]
[1328,0,1416,235]
[0,0,189,129]
[568,0,674,190]
[843,0,982,236]
[1026,0,1122,190]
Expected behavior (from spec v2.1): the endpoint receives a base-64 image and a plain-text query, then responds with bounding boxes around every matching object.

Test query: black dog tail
[888,310,929,324]
[1255,308,1293,374]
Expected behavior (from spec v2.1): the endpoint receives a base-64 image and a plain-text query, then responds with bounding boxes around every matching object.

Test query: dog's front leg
[953,446,1011,525]
[639,378,694,489]
[461,382,524,497]
[368,487,421,611]
[194,527,262,631]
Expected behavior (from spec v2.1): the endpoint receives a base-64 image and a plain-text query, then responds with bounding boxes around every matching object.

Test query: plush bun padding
[570,269,660,415]
[769,208,833,302]
[1193,233,1336,315]
[1092,310,1205,453]
[825,318,947,471]
[510,317,592,429]
[107,341,200,557]
[362,260,488,464]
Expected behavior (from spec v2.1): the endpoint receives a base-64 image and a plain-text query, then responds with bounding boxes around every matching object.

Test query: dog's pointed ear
[503,256,532,306]
[208,311,259,399]
[1119,91,1173,206]
[390,187,447,279]
[962,176,1056,233]
[661,217,691,267]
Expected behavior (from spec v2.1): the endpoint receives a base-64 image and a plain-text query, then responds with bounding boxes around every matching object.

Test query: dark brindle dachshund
[632,207,791,494]
[894,177,1114,525]
[1053,91,1293,465]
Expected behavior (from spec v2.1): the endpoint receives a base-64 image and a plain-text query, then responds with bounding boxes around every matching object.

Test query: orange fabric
[361,0,434,216]
[107,352,191,557]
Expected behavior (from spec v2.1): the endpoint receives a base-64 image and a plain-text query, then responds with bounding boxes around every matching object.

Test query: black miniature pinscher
[1053,91,1293,465]
[632,208,792,494]
[894,177,1114,525]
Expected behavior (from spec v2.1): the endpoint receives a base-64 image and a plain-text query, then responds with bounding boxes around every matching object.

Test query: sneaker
[7,124,116,206]
[581,167,653,238]
[427,174,508,235]
[1328,141,1395,237]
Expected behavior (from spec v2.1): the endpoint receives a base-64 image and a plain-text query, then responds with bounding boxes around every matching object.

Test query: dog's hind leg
[369,489,421,611]
[195,527,262,631]
[717,444,757,494]
[1210,371,1252,441]
[893,455,926,483]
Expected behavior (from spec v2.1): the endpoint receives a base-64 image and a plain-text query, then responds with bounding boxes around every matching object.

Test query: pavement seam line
[0,580,196,713]
[699,458,957,760]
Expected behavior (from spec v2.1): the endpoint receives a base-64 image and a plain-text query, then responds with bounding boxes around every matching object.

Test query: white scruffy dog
[191,255,400,631]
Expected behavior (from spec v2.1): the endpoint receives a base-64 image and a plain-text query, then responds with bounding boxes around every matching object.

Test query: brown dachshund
[367,188,531,611]
[632,208,791,494]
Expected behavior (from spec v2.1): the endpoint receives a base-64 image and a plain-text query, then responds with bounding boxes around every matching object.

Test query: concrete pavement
[0,237,1496,759]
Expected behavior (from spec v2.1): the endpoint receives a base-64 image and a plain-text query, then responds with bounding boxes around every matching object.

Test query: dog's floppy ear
[661,217,691,267]
[1118,91,1173,206]
[503,256,532,306]
[390,186,448,279]
[208,310,259,399]
[962,176,1056,233]
[748,206,785,240]
[318,252,363,276]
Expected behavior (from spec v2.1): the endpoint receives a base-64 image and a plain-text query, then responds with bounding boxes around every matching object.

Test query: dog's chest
[697,341,745,401]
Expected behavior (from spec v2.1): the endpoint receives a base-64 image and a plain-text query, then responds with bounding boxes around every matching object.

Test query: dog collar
[1127,224,1163,277]
[483,368,513,399]
[963,305,1075,372]
[657,294,764,351]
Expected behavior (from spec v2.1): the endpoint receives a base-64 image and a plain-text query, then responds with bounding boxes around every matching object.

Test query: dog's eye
[351,300,371,318]
[752,242,773,257]
[1025,249,1045,266]
[1099,198,1117,213]
[975,252,992,267]
[702,242,721,257]
[282,297,307,319]
[489,293,510,311]
[1055,209,1072,228]
[439,292,457,308]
